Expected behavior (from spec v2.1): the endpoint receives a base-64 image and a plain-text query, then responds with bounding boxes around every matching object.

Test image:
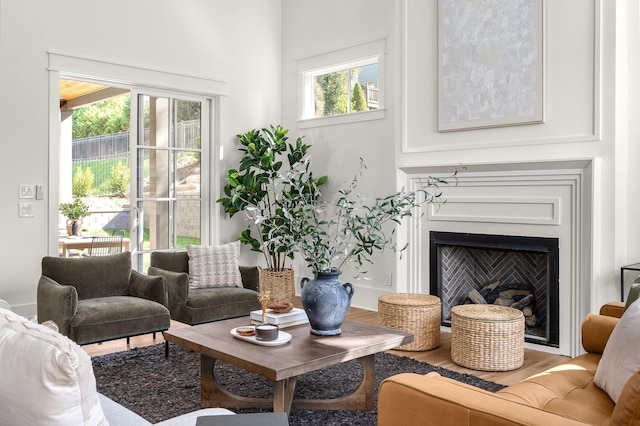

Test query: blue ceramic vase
[300,270,354,335]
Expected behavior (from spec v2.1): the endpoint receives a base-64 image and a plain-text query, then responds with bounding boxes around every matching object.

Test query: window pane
[175,200,201,248]
[176,151,200,197]
[171,99,201,149]
[138,148,171,199]
[356,63,379,110]
[314,70,349,117]
[138,200,170,251]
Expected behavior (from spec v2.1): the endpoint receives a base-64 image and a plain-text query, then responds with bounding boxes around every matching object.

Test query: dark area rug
[93,343,504,425]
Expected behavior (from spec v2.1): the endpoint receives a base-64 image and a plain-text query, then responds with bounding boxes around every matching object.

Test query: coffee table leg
[274,376,298,413]
[200,355,294,412]
[200,354,374,412]
[291,354,375,411]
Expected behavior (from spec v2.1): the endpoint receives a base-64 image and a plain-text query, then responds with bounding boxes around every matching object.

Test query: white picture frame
[438,0,544,132]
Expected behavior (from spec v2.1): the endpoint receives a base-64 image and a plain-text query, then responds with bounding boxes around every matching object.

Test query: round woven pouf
[378,294,441,351]
[451,304,525,371]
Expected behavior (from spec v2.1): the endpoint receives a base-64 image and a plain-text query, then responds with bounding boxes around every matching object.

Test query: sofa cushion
[179,287,260,325]
[595,298,640,403]
[42,252,132,299]
[186,242,243,289]
[150,251,190,274]
[0,307,108,425]
[71,296,170,345]
[497,353,614,424]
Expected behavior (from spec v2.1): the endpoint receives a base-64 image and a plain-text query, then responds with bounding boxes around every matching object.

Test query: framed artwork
[438,0,544,132]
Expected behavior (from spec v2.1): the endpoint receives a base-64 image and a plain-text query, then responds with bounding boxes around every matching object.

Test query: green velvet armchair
[37,252,171,354]
[148,251,261,325]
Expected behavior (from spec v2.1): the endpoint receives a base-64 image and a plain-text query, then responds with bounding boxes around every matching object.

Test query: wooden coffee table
[163,317,413,414]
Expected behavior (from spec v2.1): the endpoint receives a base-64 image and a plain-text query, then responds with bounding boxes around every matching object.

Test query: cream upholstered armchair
[37,252,171,354]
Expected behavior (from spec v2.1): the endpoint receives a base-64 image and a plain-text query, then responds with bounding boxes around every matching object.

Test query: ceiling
[59,79,128,110]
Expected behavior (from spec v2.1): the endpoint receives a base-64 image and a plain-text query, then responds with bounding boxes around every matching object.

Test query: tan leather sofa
[378,303,640,426]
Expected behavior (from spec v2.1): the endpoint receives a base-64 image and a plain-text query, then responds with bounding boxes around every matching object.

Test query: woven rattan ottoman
[378,294,441,351]
[451,304,525,371]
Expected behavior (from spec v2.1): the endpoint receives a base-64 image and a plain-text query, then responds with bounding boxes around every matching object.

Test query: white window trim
[297,38,386,128]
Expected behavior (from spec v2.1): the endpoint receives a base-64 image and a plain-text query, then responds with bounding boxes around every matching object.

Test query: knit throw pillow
[186,242,243,289]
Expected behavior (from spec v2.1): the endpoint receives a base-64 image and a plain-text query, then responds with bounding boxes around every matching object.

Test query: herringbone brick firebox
[430,231,559,347]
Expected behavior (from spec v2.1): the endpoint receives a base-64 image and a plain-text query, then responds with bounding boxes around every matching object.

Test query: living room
[1,0,639,424]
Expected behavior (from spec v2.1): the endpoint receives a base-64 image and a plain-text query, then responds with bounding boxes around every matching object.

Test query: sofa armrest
[600,302,625,318]
[378,373,588,426]
[129,270,168,307]
[148,266,189,309]
[581,313,619,354]
[239,266,259,292]
[98,393,151,426]
[36,275,77,337]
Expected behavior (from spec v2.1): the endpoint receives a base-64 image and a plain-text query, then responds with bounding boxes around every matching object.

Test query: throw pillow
[186,241,243,289]
[594,298,640,403]
[609,370,640,424]
[0,308,108,425]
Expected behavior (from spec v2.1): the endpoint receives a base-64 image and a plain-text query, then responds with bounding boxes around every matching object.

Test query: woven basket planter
[258,267,295,303]
[378,294,441,351]
[451,304,525,371]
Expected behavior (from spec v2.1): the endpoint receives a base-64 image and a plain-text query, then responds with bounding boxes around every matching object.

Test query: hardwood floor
[84,301,569,387]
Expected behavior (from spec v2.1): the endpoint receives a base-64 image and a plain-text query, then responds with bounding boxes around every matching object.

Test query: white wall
[0,0,282,315]
[281,0,640,316]
[281,0,402,308]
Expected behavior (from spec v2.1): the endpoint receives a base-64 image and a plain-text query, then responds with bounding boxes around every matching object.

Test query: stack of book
[250,307,309,328]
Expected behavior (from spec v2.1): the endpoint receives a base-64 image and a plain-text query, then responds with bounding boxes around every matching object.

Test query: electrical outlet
[385,273,393,286]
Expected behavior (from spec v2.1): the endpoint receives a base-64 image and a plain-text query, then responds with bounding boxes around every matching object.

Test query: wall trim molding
[399,0,601,154]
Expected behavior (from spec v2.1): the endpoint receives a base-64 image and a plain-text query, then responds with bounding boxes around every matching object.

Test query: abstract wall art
[438,0,544,132]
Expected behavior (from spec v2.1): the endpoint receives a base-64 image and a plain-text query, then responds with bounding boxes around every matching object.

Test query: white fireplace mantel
[398,160,593,357]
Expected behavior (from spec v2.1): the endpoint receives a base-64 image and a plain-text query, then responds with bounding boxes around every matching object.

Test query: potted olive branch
[272,158,457,335]
[280,158,456,276]
[217,125,327,302]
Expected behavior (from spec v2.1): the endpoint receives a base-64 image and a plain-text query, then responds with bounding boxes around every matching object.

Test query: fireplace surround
[429,231,559,347]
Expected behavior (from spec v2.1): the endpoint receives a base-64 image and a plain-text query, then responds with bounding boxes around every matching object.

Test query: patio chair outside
[89,236,124,256]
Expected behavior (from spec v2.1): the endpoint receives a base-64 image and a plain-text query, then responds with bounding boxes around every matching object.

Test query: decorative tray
[230,327,292,346]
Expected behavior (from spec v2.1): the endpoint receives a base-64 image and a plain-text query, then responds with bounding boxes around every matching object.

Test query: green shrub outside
[108,163,129,197]
[72,166,94,197]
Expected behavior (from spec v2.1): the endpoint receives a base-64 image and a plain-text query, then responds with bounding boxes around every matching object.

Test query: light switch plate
[19,203,34,218]
[19,184,35,199]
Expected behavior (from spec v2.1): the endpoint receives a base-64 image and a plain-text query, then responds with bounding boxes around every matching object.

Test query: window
[305,59,379,118]
[298,39,386,127]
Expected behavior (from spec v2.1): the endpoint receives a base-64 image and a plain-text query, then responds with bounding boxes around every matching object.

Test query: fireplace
[429,231,559,347]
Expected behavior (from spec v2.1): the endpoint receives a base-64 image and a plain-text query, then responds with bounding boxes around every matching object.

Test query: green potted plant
[59,198,90,236]
[278,159,457,335]
[217,125,327,302]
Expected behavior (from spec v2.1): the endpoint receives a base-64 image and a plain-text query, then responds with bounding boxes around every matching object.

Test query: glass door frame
[129,87,212,271]
[48,54,227,259]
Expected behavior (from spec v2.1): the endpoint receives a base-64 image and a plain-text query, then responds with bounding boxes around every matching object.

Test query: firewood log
[467,288,487,304]
[511,294,535,311]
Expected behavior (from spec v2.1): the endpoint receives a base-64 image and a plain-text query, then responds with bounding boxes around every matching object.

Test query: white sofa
[0,306,234,425]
